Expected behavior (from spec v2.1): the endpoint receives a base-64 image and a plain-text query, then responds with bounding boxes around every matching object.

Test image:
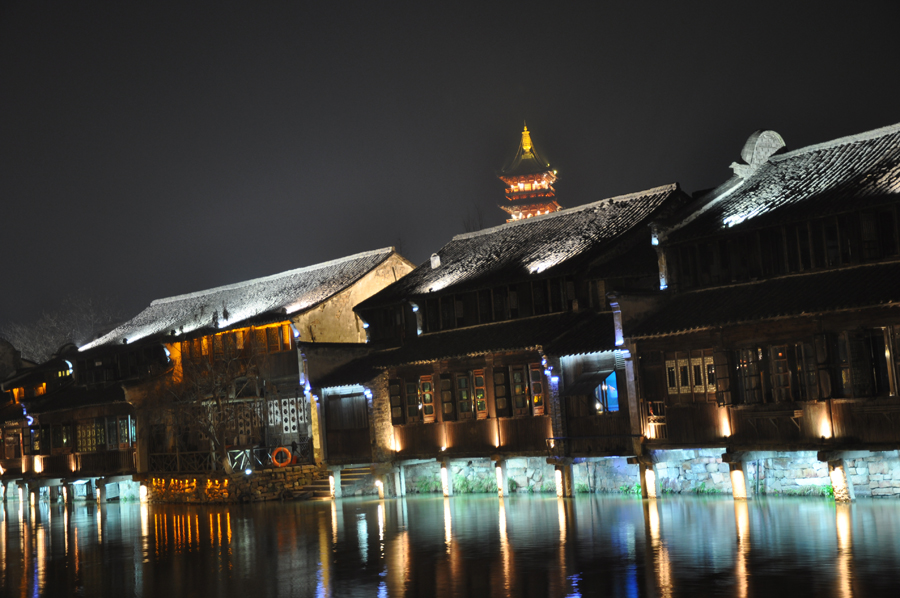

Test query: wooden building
[312,184,689,493]
[622,124,900,498]
[0,248,413,501]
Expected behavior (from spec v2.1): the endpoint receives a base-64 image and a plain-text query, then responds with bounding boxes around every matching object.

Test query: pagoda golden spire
[521,124,533,154]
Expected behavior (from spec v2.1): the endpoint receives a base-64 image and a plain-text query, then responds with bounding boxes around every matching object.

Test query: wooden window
[213,334,224,360]
[493,369,510,416]
[473,370,488,418]
[704,356,717,393]
[593,371,619,413]
[456,374,473,420]
[517,283,533,318]
[235,330,244,350]
[532,281,548,315]
[266,327,281,353]
[665,359,678,395]
[736,348,763,404]
[282,325,292,350]
[405,381,420,423]
[440,297,455,330]
[824,219,841,266]
[107,418,118,449]
[549,278,563,312]
[389,379,404,424]
[255,329,267,354]
[420,375,435,423]
[837,329,893,398]
[426,299,440,332]
[224,333,236,358]
[493,287,508,321]
[510,366,529,416]
[477,290,493,324]
[201,337,210,356]
[440,375,455,420]
[529,364,545,416]
[769,345,793,402]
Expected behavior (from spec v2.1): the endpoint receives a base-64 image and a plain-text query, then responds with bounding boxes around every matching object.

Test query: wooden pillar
[330,468,342,499]
[441,460,453,497]
[495,460,508,497]
[829,460,855,502]
[398,465,407,497]
[640,463,659,499]
[556,464,574,498]
[730,462,752,500]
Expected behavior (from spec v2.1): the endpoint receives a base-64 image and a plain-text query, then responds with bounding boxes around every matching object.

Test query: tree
[144,327,276,474]
[1,293,125,363]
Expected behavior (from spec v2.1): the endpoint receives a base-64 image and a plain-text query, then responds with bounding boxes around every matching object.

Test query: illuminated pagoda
[498,124,562,221]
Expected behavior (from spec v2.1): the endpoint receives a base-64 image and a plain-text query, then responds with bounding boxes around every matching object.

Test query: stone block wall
[401,457,557,494]
[652,449,734,494]
[574,458,639,493]
[838,451,900,498]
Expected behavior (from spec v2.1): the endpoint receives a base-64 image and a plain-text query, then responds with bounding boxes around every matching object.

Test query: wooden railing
[20,449,136,478]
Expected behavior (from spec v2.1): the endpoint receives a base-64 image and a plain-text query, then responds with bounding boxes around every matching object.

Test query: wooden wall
[565,412,631,455]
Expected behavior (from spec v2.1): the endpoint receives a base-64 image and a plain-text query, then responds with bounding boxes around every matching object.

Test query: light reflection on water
[1,495,899,597]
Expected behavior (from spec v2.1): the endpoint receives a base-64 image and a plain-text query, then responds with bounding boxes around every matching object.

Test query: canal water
[1,494,898,597]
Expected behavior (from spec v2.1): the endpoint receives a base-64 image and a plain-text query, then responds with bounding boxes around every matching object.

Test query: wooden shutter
[714,351,733,406]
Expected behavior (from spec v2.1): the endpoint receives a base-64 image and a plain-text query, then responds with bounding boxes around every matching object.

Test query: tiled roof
[80,248,396,350]
[360,184,684,308]
[629,261,900,338]
[316,310,616,388]
[668,123,900,243]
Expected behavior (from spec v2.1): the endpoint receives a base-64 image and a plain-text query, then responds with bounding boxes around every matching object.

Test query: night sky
[3,2,900,326]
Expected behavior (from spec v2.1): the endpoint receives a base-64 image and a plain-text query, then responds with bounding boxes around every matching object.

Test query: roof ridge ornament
[521,123,533,156]
[730,130,785,178]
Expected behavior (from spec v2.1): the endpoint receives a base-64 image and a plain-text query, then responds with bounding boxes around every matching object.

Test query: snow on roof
[361,184,682,306]
[668,122,900,242]
[80,248,395,351]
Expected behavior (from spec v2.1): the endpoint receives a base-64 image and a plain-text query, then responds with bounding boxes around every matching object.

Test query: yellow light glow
[496,466,504,498]
[34,457,43,474]
[645,468,658,498]
[443,497,452,552]
[731,468,748,499]
[555,469,563,497]
[329,475,335,498]
[720,409,732,437]
[819,415,833,439]
[140,485,148,503]
[441,465,450,497]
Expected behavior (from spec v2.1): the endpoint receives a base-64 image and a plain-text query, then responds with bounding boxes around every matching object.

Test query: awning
[563,369,612,397]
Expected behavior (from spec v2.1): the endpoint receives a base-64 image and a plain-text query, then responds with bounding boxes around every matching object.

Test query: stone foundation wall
[146,465,324,503]
[402,458,557,494]
[846,451,900,497]
[574,458,640,493]
[652,449,734,494]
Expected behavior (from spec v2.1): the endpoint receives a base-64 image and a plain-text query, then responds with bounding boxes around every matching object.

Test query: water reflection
[1,495,899,596]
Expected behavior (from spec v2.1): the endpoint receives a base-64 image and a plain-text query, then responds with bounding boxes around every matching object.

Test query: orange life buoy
[272,446,291,467]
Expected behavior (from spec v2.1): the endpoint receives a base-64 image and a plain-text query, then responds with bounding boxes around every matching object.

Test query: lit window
[594,372,619,413]
[420,375,435,423]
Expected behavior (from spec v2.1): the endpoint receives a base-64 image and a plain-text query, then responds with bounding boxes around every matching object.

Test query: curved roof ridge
[150,247,394,306]
[772,121,900,162]
[454,183,679,241]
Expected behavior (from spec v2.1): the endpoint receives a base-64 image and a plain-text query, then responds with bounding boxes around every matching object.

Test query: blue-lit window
[594,372,619,413]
